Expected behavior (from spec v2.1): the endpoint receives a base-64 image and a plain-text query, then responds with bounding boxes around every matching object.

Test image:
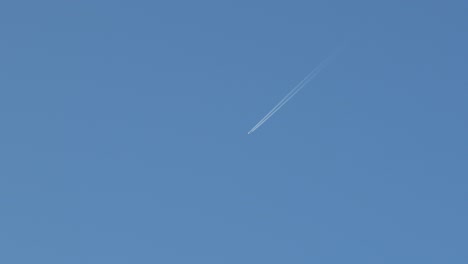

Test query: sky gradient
[1,1,467,263]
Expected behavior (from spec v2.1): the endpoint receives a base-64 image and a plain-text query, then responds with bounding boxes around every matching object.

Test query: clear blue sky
[1,1,467,263]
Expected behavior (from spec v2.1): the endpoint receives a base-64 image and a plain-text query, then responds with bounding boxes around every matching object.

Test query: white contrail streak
[248,55,335,134]
[247,70,320,134]
[248,66,321,133]
[247,49,342,134]
[247,67,323,134]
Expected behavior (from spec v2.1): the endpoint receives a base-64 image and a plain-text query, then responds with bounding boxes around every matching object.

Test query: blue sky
[1,1,467,263]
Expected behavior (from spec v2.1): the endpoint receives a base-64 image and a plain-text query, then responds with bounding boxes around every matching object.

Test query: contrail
[250,49,341,133]
[248,67,320,132]
[248,48,342,134]
[247,68,321,134]
[247,70,319,134]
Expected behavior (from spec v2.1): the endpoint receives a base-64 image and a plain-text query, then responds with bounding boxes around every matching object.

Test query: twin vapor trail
[247,48,342,134]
